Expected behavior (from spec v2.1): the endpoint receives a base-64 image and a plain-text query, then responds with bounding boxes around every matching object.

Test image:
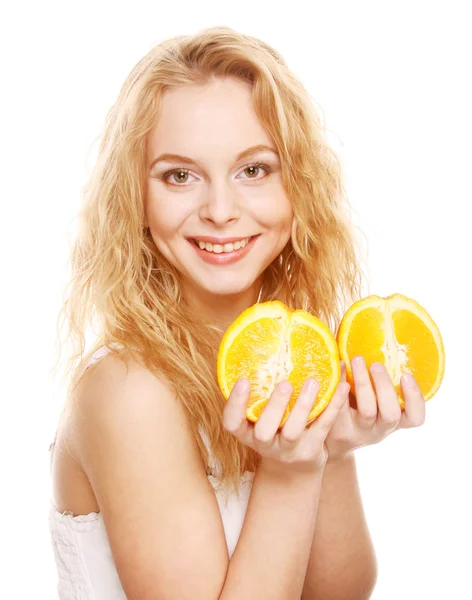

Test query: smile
[188,234,260,265]
[193,236,253,253]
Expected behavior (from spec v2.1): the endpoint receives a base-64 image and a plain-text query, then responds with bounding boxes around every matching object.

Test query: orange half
[336,293,445,409]
[217,301,340,428]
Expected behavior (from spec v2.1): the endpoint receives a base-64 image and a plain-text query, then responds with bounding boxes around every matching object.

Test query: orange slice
[217,301,340,428]
[336,293,445,409]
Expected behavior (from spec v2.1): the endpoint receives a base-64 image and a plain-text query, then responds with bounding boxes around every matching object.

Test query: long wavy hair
[51,25,369,502]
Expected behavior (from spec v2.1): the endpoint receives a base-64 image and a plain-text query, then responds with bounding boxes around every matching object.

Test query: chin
[190,273,258,298]
[203,280,255,297]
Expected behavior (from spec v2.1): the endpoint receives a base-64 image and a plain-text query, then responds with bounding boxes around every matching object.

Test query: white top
[49,345,255,599]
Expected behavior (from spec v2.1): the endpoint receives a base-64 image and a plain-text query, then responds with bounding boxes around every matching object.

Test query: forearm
[301,454,378,600]
[221,459,325,600]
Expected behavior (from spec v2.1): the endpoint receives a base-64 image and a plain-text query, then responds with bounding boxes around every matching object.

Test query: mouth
[188,234,261,264]
[190,235,258,254]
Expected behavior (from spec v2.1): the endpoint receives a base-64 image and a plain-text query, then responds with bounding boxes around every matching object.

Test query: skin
[299,358,425,599]
[46,72,428,600]
[325,357,426,463]
[146,76,293,329]
[144,75,427,598]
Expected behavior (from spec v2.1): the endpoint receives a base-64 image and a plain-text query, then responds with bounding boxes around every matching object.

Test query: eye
[160,161,273,187]
[161,168,195,186]
[238,161,273,180]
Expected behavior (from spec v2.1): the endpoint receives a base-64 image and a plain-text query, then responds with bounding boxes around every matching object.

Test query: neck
[183,277,263,332]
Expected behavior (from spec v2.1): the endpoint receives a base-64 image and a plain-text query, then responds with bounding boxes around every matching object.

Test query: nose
[198,180,241,226]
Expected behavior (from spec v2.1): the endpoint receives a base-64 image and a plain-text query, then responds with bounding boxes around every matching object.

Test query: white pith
[195,236,252,253]
[257,317,294,397]
[379,300,410,385]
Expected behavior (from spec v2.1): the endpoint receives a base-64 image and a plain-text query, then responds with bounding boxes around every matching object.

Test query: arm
[301,454,378,600]
[221,460,326,600]
[74,353,326,600]
[73,354,228,600]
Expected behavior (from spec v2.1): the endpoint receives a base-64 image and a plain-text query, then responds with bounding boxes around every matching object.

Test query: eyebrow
[148,144,279,171]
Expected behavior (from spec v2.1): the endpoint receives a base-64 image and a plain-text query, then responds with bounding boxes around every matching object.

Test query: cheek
[277,203,294,246]
[268,196,293,233]
[147,195,184,238]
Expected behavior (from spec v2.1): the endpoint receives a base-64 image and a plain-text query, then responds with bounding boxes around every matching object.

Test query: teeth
[195,237,252,253]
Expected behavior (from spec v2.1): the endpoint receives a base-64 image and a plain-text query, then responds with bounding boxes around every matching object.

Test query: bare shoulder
[73,352,187,443]
[72,352,229,600]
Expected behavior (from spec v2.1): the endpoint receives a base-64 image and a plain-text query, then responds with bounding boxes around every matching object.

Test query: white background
[1,1,470,598]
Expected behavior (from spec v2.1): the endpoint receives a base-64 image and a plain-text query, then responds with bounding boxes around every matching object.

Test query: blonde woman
[49,26,425,600]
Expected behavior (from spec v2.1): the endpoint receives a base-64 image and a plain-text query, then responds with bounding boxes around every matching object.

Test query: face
[145,76,293,306]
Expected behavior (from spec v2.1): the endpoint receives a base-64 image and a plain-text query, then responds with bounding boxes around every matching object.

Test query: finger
[351,356,378,426]
[222,378,252,438]
[340,360,347,383]
[399,373,426,429]
[337,382,352,421]
[342,359,358,409]
[280,379,320,446]
[306,382,350,439]
[253,380,293,446]
[370,363,402,428]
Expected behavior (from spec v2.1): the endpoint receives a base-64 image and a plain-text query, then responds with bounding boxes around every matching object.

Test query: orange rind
[217,301,340,427]
[336,293,445,409]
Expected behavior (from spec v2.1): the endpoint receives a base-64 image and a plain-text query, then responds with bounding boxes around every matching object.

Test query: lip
[189,234,260,265]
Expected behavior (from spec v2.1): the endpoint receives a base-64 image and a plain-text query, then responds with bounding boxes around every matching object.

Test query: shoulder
[71,351,198,467]
[78,349,173,398]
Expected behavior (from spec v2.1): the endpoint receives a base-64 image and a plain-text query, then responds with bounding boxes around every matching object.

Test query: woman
[49,25,425,599]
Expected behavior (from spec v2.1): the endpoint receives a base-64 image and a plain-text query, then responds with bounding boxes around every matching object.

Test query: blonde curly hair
[51,25,369,503]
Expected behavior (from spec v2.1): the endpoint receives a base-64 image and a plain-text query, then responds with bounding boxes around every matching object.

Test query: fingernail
[401,373,416,389]
[303,378,319,393]
[234,378,250,394]
[278,380,293,393]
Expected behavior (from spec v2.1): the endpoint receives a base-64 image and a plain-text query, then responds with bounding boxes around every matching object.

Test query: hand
[223,377,351,476]
[324,356,426,462]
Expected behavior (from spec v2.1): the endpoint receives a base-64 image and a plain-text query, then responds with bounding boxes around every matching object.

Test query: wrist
[326,450,354,466]
[259,456,327,481]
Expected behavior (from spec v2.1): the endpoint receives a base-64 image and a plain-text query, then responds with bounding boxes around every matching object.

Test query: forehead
[147,78,275,159]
